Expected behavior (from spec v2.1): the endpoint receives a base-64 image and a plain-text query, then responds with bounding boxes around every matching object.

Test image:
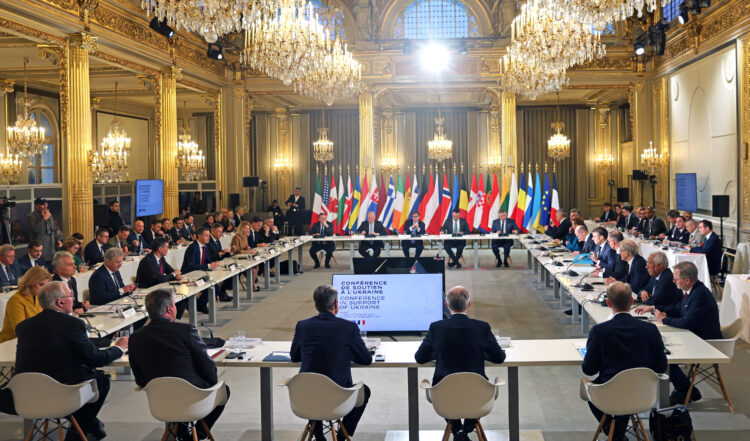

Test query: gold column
[214,89,227,208]
[65,33,96,241]
[501,92,517,172]
[359,91,374,175]
[740,36,750,229]
[160,65,181,218]
[654,77,670,207]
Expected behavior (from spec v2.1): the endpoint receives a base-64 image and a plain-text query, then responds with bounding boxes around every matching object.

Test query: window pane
[41,144,54,166]
[38,112,52,135]
[27,169,37,185]
[41,168,54,184]
[394,0,479,39]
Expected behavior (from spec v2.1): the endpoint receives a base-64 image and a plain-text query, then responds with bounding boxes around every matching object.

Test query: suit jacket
[286,195,306,212]
[0,261,22,287]
[128,317,217,389]
[108,210,124,231]
[580,234,596,254]
[143,229,161,250]
[167,227,184,243]
[207,236,228,262]
[618,213,639,230]
[88,265,125,305]
[127,231,147,254]
[688,230,704,248]
[546,218,572,242]
[640,217,667,237]
[356,221,388,236]
[107,237,130,253]
[619,255,650,294]
[181,240,213,274]
[690,232,723,275]
[15,309,123,384]
[582,313,667,384]
[310,222,334,238]
[596,243,617,276]
[290,311,372,388]
[600,210,615,222]
[247,228,261,248]
[661,280,721,339]
[415,314,506,385]
[404,219,426,236]
[667,227,690,244]
[604,254,628,280]
[51,274,85,310]
[259,228,280,244]
[83,240,109,266]
[491,218,518,235]
[441,217,470,235]
[135,253,177,288]
[643,268,682,309]
[18,255,47,275]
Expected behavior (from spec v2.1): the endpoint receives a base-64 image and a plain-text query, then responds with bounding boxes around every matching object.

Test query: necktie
[2,266,8,282]
[113,271,124,288]
[100,245,104,256]
[501,221,505,232]
[201,246,206,264]
[136,234,142,252]
[454,221,458,233]
[158,258,164,274]
[369,224,373,234]
[67,279,73,291]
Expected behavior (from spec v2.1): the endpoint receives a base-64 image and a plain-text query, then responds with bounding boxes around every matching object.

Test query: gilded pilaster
[214,90,227,208]
[359,91,374,175]
[501,92,517,173]
[65,33,95,241]
[160,65,180,218]
[740,36,750,230]
[654,77,670,207]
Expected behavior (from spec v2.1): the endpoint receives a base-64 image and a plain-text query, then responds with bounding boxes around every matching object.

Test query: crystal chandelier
[596,151,615,169]
[487,152,503,172]
[313,108,334,164]
[427,107,452,162]
[381,154,398,175]
[547,93,571,161]
[7,57,46,159]
[176,101,207,181]
[273,155,293,175]
[0,153,23,184]
[641,141,664,170]
[89,82,130,183]
[554,0,673,32]
[498,52,569,100]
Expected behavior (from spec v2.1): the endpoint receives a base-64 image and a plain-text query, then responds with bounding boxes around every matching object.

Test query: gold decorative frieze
[666,1,750,61]
[69,32,97,52]
[571,55,634,71]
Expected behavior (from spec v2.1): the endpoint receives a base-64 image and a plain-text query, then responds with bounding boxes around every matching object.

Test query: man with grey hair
[51,251,89,314]
[415,286,506,441]
[291,285,372,441]
[545,209,572,243]
[15,281,127,440]
[637,251,681,309]
[128,289,229,440]
[605,239,649,294]
[88,247,137,305]
[685,218,703,248]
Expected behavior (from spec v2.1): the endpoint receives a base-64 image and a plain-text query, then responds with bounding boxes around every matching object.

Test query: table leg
[473,240,479,269]
[264,261,271,290]
[571,296,579,324]
[274,256,281,284]
[208,286,217,325]
[508,366,520,441]
[232,274,240,310]
[386,241,391,257]
[246,268,253,301]
[287,250,294,277]
[533,259,539,274]
[407,367,419,441]
[553,278,560,299]
[260,367,274,441]
[297,245,304,274]
[659,375,670,408]
[188,296,197,325]
[582,310,589,334]
[350,242,355,271]
[437,240,443,258]
[560,287,567,309]
[527,251,532,270]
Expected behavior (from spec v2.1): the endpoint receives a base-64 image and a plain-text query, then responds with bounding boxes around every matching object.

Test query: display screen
[135,179,164,217]
[675,173,697,212]
[332,273,444,333]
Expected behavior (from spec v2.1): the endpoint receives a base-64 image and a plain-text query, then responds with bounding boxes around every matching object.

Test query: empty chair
[280,373,365,441]
[683,317,744,412]
[141,377,228,441]
[5,372,99,441]
[420,372,505,441]
[582,368,666,441]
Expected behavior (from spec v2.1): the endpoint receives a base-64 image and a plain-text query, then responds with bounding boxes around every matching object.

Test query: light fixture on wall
[640,141,664,170]
[175,100,207,182]
[427,98,452,163]
[273,155,293,175]
[547,93,571,162]
[89,81,131,183]
[0,153,23,184]
[595,151,615,169]
[7,57,46,159]
[487,152,502,172]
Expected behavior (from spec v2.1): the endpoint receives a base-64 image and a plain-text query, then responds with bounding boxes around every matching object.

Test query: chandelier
[176,101,207,181]
[596,151,615,169]
[553,0,672,32]
[547,93,571,161]
[498,52,569,100]
[0,153,23,184]
[487,152,502,172]
[313,108,334,164]
[381,154,398,175]
[89,82,130,183]
[7,57,46,159]
[641,141,665,170]
[273,154,293,175]
[427,108,452,162]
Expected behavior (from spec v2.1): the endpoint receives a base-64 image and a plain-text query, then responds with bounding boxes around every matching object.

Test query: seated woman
[0,266,52,342]
[566,218,586,252]
[60,236,85,271]
[203,213,216,228]
[232,221,260,290]
[217,212,233,233]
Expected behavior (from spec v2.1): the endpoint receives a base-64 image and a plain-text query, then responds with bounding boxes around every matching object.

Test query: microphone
[575,272,594,290]
[124,295,140,310]
[200,323,225,349]
[563,259,579,277]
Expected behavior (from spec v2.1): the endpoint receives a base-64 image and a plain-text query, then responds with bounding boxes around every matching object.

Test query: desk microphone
[200,323,225,349]
[563,260,579,277]
[575,272,594,290]
[124,295,140,310]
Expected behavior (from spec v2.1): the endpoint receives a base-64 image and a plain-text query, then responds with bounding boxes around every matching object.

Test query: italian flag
[310,175,323,228]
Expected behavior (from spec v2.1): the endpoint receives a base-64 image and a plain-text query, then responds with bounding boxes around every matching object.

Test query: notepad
[263,351,291,362]
[573,342,587,358]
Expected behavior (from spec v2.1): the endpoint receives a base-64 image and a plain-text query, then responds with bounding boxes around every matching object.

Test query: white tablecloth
[733,243,750,274]
[719,274,750,342]
[638,242,711,287]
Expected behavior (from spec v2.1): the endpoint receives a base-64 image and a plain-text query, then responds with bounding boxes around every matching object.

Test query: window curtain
[307,109,360,189]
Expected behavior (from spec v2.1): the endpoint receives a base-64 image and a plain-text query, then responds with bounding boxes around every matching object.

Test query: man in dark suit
[638,251,682,309]
[643,207,668,239]
[142,219,163,251]
[259,217,281,244]
[309,212,335,268]
[442,209,470,269]
[168,217,189,244]
[616,205,639,231]
[88,248,137,305]
[286,187,306,236]
[491,210,518,267]
[583,282,667,441]
[291,285,372,441]
[594,202,615,223]
[0,244,23,287]
[135,238,183,288]
[664,215,690,244]
[15,281,128,441]
[107,200,124,235]
[181,227,221,314]
[188,192,205,214]
[690,219,723,276]
[83,228,110,266]
[605,239,649,294]
[571,225,595,255]
[658,210,680,241]
[127,220,149,254]
[356,211,388,258]
[51,251,89,314]
[545,209,572,243]
[207,223,231,262]
[129,289,228,440]
[233,206,245,226]
[591,229,617,276]
[402,211,426,258]
[636,261,721,405]
[107,225,131,257]
[415,286,506,440]
[183,215,196,241]
[18,239,48,275]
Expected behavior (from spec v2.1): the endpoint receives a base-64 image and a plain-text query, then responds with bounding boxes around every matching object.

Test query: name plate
[195,279,206,287]
[293,238,300,244]
[229,264,237,271]
[253,255,262,261]
[120,307,137,319]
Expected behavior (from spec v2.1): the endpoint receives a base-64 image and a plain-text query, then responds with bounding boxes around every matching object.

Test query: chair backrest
[708,339,737,359]
[142,377,227,423]
[280,373,363,421]
[722,318,744,340]
[5,373,98,419]
[584,368,662,416]
[424,373,501,420]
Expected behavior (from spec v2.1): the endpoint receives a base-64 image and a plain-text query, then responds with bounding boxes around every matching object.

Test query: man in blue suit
[181,227,221,314]
[583,282,667,441]
[17,240,48,275]
[291,285,372,441]
[83,228,111,266]
[127,220,149,254]
[616,205,639,231]
[0,244,22,287]
[605,240,649,295]
[689,219,723,276]
[88,248,137,305]
[402,211,426,258]
[663,215,690,244]
[638,251,681,309]
[415,286,506,441]
[636,261,721,405]
[491,210,518,267]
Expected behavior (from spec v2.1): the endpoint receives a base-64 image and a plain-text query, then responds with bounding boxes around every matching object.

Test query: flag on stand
[551,173,560,226]
[425,174,442,234]
[538,173,551,230]
[357,174,371,225]
[479,174,494,232]
[379,175,396,228]
[328,175,338,232]
[439,174,452,229]
[530,172,543,233]
[366,174,379,216]
[392,175,405,232]
[467,174,478,229]
[321,174,331,217]
[474,173,486,231]
[376,174,387,219]
[523,172,535,232]
[419,174,433,220]
[458,175,469,219]
[499,173,510,213]
[450,173,460,213]
[409,174,421,216]
[311,175,323,227]
[487,174,501,229]
[513,173,527,233]
[337,175,346,234]
[398,174,411,232]
[508,173,518,225]
[348,175,362,232]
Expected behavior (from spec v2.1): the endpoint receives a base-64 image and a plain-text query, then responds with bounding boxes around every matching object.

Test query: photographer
[0,196,13,246]
[26,198,60,261]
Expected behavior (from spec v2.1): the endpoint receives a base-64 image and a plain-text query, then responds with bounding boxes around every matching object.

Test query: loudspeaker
[229,193,240,211]
[617,188,630,203]
[632,170,648,180]
[243,177,260,188]
[712,195,730,218]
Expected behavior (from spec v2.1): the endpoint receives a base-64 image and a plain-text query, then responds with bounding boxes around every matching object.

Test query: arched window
[393,0,480,39]
[26,108,56,184]
[309,0,347,41]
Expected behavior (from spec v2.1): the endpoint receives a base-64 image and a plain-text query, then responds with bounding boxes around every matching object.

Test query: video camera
[0,196,16,210]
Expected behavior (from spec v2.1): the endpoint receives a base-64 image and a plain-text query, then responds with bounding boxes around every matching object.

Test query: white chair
[4,372,99,441]
[279,373,365,441]
[582,368,667,441]
[683,317,744,413]
[419,373,505,441]
[141,377,228,441]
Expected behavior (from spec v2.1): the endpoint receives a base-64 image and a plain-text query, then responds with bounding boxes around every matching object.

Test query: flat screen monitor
[331,273,444,333]
[675,173,697,212]
[135,179,164,217]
